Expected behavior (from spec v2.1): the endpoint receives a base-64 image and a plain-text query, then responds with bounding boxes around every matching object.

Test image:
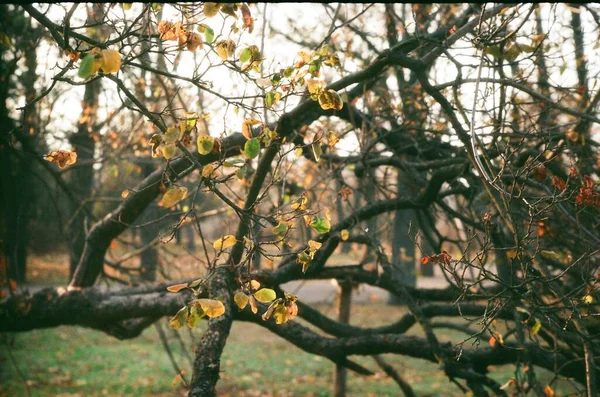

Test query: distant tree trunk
[185,223,196,253]
[68,80,99,277]
[389,173,416,305]
[139,162,158,282]
[416,210,435,277]
[68,5,104,277]
[0,6,32,283]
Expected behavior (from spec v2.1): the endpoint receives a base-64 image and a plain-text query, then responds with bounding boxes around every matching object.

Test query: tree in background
[1,3,599,396]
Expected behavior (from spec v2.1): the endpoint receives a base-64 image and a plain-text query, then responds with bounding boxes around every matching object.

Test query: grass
[2,252,584,396]
[1,303,583,397]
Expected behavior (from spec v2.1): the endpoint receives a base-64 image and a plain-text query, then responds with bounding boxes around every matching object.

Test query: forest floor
[0,251,582,396]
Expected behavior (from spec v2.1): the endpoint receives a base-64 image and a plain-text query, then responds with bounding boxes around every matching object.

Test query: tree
[1,3,599,396]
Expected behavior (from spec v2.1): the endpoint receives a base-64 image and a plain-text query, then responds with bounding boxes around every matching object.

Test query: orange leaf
[167,283,188,293]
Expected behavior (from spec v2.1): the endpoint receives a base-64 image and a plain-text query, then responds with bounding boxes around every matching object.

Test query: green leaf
[161,143,177,160]
[187,305,205,328]
[311,142,322,162]
[308,59,321,76]
[265,91,275,108]
[78,54,96,79]
[244,137,260,159]
[197,136,215,155]
[273,222,288,235]
[169,306,189,330]
[204,26,215,44]
[224,158,245,167]
[254,288,277,303]
[310,216,330,234]
[239,48,252,63]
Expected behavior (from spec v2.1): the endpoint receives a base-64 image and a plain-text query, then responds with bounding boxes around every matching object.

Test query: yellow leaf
[307,240,322,252]
[45,149,77,168]
[241,119,262,139]
[197,135,215,155]
[249,280,261,290]
[213,235,237,250]
[340,229,350,241]
[583,294,594,304]
[194,299,225,318]
[166,283,188,293]
[215,39,236,61]
[201,163,215,178]
[99,49,121,74]
[161,143,177,159]
[531,319,542,335]
[169,306,188,330]
[307,79,324,95]
[253,288,276,303]
[203,2,221,17]
[158,187,188,208]
[248,294,258,314]
[187,305,205,328]
[318,89,343,111]
[234,292,249,310]
[506,250,518,260]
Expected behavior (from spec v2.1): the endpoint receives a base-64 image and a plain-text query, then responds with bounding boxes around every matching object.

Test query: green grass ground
[0,303,583,397]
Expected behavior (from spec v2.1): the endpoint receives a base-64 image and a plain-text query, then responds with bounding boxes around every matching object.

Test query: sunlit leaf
[78,53,97,79]
[158,186,187,208]
[204,26,215,44]
[265,91,275,108]
[187,305,205,328]
[221,4,238,18]
[203,3,221,17]
[234,292,249,310]
[197,135,215,155]
[310,216,330,234]
[241,119,262,139]
[307,240,322,252]
[167,283,188,293]
[311,142,322,162]
[583,294,594,304]
[273,222,288,235]
[318,89,343,111]
[213,235,237,250]
[244,137,260,159]
[194,299,225,318]
[239,48,252,63]
[248,294,258,314]
[99,49,121,73]
[262,300,280,321]
[290,193,308,211]
[340,229,349,241]
[161,143,177,160]
[45,150,77,168]
[297,251,311,273]
[249,280,261,291]
[241,3,254,33]
[201,163,215,178]
[253,288,276,303]
[531,319,542,335]
[169,306,188,330]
